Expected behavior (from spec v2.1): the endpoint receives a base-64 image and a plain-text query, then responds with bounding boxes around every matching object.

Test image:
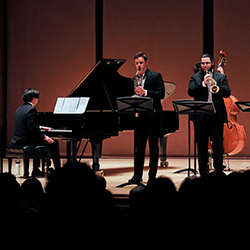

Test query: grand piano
[37,59,179,171]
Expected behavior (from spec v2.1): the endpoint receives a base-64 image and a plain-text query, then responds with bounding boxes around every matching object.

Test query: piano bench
[5,145,50,175]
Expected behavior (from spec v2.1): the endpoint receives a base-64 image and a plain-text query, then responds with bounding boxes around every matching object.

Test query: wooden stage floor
[2,157,250,195]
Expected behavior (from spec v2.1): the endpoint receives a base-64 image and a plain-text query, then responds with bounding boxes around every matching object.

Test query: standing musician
[11,89,61,177]
[128,52,165,184]
[188,54,231,176]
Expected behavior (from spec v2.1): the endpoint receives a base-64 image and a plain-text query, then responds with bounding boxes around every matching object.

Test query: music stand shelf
[172,100,215,176]
[115,96,154,188]
[116,96,155,114]
[235,101,250,112]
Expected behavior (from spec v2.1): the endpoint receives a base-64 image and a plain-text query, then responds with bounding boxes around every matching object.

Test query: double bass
[218,51,247,155]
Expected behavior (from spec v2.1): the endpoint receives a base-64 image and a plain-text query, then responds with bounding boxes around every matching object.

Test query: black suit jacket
[11,103,45,146]
[130,68,165,114]
[188,71,231,123]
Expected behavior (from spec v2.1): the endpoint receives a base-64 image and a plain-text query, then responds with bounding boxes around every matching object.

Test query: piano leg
[66,140,80,162]
[90,140,102,173]
[65,139,103,174]
[66,141,71,162]
[72,140,78,160]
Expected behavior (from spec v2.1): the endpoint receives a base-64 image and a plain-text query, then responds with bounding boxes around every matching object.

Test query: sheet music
[53,97,89,114]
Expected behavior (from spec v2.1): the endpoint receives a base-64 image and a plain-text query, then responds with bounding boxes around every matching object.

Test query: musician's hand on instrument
[204,74,213,85]
[135,86,145,95]
[203,74,209,85]
[41,126,53,131]
[208,77,216,86]
[40,126,53,131]
[212,79,217,86]
[44,135,54,144]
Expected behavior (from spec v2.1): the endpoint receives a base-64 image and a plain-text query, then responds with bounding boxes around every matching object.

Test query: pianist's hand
[41,126,53,131]
[44,135,54,144]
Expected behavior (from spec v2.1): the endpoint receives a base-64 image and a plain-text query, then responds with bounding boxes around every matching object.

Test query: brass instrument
[210,84,220,94]
[206,71,220,94]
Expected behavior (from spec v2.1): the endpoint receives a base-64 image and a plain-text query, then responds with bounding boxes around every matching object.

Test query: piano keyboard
[42,129,73,133]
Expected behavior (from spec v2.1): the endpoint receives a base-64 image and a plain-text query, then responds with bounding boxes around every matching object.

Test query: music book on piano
[53,97,90,114]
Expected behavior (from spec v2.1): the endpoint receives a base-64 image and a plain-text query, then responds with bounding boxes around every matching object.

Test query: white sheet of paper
[53,97,90,114]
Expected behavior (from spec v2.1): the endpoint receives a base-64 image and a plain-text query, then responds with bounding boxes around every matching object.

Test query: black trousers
[134,114,161,180]
[32,139,61,171]
[194,114,224,176]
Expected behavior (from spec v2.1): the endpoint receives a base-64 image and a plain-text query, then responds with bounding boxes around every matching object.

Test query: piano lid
[68,59,132,112]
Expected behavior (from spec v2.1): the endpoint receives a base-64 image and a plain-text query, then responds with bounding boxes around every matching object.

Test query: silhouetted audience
[129,185,146,216]
[1,164,250,243]
[21,177,49,215]
[0,173,22,217]
[45,161,116,242]
[145,175,177,216]
[0,173,46,242]
[143,175,178,234]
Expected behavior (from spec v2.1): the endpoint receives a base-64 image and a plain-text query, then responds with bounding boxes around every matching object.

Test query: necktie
[207,81,212,103]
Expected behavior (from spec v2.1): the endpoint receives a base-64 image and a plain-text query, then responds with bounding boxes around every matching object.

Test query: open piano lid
[68,59,131,112]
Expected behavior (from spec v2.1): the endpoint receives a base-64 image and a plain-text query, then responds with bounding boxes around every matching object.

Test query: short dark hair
[134,52,148,61]
[200,53,213,61]
[22,89,40,103]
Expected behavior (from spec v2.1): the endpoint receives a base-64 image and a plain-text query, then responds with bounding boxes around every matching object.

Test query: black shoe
[128,177,143,184]
[32,169,45,178]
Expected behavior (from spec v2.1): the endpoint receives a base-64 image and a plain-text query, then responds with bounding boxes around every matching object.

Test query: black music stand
[115,97,155,188]
[235,101,250,169]
[235,101,250,112]
[172,100,215,176]
[0,126,3,173]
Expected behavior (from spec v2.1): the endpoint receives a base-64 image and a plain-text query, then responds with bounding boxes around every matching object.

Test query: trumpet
[206,71,220,94]
[210,84,220,94]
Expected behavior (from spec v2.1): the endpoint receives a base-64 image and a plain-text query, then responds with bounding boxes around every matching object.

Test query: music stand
[0,126,3,173]
[235,101,250,169]
[115,97,155,188]
[172,100,215,176]
[235,101,250,112]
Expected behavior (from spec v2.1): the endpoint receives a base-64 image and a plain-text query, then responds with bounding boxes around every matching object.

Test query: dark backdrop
[6,0,250,157]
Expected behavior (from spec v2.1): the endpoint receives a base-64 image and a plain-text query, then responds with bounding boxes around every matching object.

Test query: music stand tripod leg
[174,116,197,175]
[116,181,145,188]
[115,97,154,188]
[116,111,146,188]
[172,100,215,176]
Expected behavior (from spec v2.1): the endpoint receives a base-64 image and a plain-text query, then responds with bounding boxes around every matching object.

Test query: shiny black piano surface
[38,59,179,171]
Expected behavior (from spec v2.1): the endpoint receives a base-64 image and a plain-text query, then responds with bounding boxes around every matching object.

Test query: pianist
[11,89,61,177]
[128,52,165,184]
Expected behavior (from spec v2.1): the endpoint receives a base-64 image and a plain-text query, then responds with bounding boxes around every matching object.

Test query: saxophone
[132,66,141,97]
